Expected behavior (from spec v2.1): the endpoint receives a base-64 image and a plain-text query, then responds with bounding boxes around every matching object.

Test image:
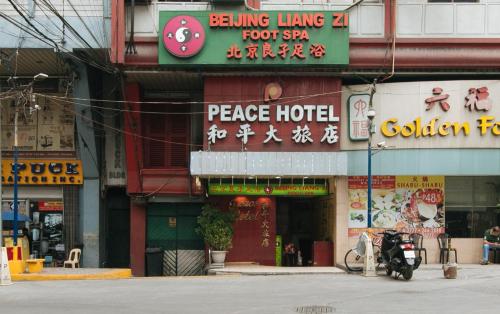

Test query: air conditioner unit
[211,0,245,4]
[125,0,151,5]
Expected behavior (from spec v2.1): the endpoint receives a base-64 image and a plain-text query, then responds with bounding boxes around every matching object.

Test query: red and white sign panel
[204,77,342,152]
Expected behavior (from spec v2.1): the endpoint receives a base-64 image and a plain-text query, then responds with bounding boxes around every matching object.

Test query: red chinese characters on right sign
[425,86,494,112]
[465,87,493,111]
[425,87,450,112]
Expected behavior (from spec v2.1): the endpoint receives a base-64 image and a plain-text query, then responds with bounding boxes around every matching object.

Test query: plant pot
[211,251,227,264]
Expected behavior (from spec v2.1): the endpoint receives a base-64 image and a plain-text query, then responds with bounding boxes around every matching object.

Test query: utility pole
[366,79,377,228]
[11,73,47,246]
[12,97,19,246]
[0,98,3,249]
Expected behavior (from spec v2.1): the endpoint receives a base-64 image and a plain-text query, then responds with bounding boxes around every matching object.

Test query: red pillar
[110,0,125,64]
[124,82,145,276]
[123,82,143,194]
[130,200,146,276]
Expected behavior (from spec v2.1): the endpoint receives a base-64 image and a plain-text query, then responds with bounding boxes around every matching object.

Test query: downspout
[381,0,397,81]
[126,0,137,54]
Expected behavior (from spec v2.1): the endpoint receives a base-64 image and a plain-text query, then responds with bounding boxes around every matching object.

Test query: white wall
[126,1,212,37]
[138,0,500,38]
[397,0,500,38]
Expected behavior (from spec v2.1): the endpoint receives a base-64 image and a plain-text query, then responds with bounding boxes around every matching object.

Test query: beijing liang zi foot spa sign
[159,11,349,66]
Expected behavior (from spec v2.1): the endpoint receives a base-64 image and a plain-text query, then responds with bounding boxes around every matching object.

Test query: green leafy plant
[196,204,238,251]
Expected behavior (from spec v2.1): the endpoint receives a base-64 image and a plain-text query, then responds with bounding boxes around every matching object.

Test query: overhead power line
[7,0,60,51]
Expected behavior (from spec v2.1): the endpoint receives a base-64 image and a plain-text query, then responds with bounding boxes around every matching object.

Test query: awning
[190,151,347,177]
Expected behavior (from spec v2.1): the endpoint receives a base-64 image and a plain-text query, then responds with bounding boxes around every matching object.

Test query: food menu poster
[348,176,445,238]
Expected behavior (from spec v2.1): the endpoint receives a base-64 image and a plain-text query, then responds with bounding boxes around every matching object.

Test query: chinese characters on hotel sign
[159,11,349,66]
[204,77,342,152]
[207,104,340,147]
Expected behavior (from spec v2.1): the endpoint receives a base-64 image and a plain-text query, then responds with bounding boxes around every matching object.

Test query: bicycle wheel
[344,249,363,272]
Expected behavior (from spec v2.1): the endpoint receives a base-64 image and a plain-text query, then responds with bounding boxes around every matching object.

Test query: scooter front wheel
[385,266,392,276]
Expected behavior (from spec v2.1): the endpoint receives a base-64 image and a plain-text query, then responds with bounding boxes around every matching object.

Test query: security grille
[163,250,204,276]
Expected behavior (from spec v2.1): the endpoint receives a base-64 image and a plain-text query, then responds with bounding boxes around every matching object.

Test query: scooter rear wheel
[402,268,413,280]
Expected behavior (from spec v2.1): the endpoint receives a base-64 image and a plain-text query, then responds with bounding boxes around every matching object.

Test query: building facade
[0,0,126,268]
[110,0,500,275]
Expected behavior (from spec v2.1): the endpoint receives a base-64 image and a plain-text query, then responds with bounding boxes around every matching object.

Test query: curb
[213,271,345,276]
[11,269,132,281]
[209,268,346,276]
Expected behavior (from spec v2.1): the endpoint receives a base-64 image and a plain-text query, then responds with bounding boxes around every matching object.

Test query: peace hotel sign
[204,77,342,152]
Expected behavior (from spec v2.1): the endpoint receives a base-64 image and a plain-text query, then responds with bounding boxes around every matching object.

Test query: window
[142,104,190,169]
[445,177,500,238]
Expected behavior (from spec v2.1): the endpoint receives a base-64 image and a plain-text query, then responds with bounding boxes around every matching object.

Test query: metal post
[0,102,3,248]
[367,135,372,228]
[366,79,377,228]
[13,105,19,246]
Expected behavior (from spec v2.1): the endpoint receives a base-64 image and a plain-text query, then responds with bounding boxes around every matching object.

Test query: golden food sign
[1,159,83,185]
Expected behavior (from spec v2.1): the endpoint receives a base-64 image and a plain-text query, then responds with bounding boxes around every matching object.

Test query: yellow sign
[381,115,499,138]
[1,160,83,185]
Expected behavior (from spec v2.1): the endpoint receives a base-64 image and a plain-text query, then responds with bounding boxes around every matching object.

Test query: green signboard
[208,183,328,196]
[159,11,349,66]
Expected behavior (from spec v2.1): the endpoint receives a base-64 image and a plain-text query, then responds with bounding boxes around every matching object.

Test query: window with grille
[143,104,190,169]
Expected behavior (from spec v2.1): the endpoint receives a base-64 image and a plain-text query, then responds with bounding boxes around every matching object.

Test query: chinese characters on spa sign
[207,103,340,146]
[159,11,349,65]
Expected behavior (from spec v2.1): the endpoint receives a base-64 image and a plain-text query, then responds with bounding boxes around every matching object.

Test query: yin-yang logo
[163,16,205,58]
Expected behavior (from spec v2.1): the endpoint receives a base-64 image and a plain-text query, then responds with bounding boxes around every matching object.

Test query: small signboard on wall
[348,94,370,141]
[209,183,328,196]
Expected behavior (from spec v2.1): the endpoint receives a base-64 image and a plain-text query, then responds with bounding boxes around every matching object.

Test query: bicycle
[344,234,382,272]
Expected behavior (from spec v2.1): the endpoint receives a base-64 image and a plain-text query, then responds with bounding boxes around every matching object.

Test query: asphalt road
[1,266,500,314]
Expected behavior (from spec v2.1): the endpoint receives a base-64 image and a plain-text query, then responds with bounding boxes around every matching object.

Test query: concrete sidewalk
[208,264,345,275]
[208,263,500,276]
[11,267,132,281]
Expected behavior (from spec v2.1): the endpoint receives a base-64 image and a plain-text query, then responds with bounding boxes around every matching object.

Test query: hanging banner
[209,183,328,196]
[348,175,445,238]
[104,114,127,186]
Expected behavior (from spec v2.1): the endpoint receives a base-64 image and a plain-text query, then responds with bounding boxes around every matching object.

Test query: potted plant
[196,204,237,265]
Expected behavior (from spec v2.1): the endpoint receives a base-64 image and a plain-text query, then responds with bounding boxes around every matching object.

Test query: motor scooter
[377,230,421,280]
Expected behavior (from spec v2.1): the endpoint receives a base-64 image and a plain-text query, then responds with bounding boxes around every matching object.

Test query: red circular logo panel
[162,15,205,58]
